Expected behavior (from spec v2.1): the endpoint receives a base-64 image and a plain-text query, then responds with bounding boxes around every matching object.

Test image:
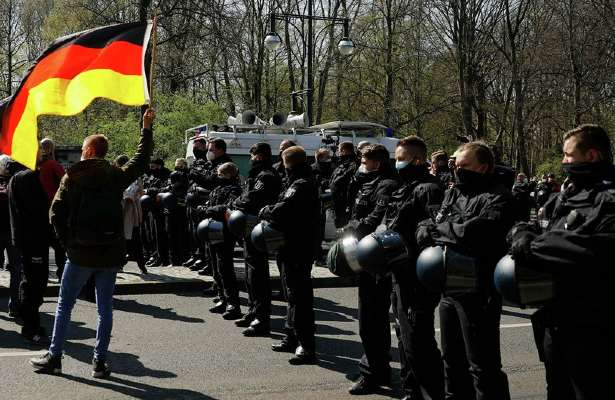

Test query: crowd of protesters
[1,117,612,400]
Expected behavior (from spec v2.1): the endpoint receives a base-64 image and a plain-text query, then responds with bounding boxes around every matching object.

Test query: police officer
[232,143,282,336]
[416,142,514,400]
[430,150,453,187]
[330,141,359,229]
[347,144,400,395]
[143,158,171,267]
[202,162,243,319]
[185,138,233,276]
[259,146,320,365]
[512,173,531,222]
[510,124,615,400]
[311,148,335,264]
[164,159,190,266]
[385,137,445,400]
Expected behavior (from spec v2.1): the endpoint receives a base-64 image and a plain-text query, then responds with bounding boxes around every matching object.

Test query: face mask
[455,168,487,189]
[562,161,606,185]
[206,151,216,161]
[358,164,367,174]
[340,154,353,163]
[395,161,410,171]
[397,162,426,181]
[193,149,207,160]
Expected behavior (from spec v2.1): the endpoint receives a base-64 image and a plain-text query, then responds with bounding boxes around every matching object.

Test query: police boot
[183,257,197,267]
[242,318,270,337]
[209,300,227,314]
[190,259,206,271]
[288,345,317,365]
[222,304,242,320]
[235,314,255,328]
[271,335,298,353]
[348,376,380,395]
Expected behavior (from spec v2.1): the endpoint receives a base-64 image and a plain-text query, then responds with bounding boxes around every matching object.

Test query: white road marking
[391,322,533,335]
[0,350,47,358]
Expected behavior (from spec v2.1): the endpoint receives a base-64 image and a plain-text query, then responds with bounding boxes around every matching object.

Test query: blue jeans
[49,260,118,361]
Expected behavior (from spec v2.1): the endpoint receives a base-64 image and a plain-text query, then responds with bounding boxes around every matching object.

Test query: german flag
[0,21,152,169]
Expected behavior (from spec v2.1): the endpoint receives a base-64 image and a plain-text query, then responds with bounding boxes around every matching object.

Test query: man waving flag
[0,21,152,169]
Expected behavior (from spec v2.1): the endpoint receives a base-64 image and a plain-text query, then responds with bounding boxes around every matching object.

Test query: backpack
[70,181,123,246]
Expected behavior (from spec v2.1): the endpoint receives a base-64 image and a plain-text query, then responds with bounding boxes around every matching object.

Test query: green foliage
[38,94,226,164]
[535,156,564,181]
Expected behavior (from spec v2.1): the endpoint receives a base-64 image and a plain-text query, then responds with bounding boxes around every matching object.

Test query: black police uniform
[511,162,615,400]
[260,163,320,353]
[8,169,51,339]
[434,167,453,188]
[348,166,399,385]
[418,173,514,400]
[201,178,243,307]
[233,159,282,325]
[512,180,531,222]
[143,166,171,265]
[385,165,445,399]
[311,159,335,260]
[330,155,359,228]
[534,180,553,210]
[187,153,233,267]
[164,170,190,265]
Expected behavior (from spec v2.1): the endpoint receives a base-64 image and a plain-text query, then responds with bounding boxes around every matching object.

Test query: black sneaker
[92,358,111,378]
[29,352,62,374]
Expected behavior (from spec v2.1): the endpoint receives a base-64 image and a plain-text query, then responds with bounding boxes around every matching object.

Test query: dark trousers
[211,239,239,306]
[439,294,510,400]
[19,245,49,336]
[280,255,315,351]
[244,238,271,322]
[154,209,169,263]
[392,278,444,399]
[127,227,145,268]
[141,211,156,259]
[358,272,392,383]
[535,321,612,400]
[166,207,189,265]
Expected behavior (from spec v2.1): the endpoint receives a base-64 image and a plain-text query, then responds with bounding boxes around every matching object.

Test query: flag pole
[148,11,158,107]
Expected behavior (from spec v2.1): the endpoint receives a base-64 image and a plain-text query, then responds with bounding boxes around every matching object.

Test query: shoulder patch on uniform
[254,181,265,191]
[284,187,296,198]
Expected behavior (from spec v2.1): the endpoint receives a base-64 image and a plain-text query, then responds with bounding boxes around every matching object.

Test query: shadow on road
[113,298,205,323]
[61,374,217,400]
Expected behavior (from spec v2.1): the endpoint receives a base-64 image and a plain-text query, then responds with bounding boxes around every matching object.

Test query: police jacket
[329,156,359,228]
[349,167,399,239]
[386,166,444,254]
[423,175,514,294]
[512,181,531,222]
[144,167,171,197]
[233,161,282,215]
[201,178,242,221]
[311,160,335,194]
[259,163,320,259]
[434,168,453,188]
[523,164,615,326]
[189,154,233,193]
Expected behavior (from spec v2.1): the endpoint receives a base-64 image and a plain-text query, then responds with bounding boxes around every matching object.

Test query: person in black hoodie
[510,124,615,400]
[232,143,282,336]
[417,142,514,400]
[383,137,445,400]
[330,141,359,229]
[347,144,400,395]
[201,162,243,320]
[259,146,320,365]
[8,150,52,345]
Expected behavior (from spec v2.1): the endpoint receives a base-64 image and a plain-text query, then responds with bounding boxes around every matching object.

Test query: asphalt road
[0,288,546,400]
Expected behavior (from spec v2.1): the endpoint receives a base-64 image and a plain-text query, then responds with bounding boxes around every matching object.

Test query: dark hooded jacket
[329,155,360,228]
[9,169,51,249]
[49,128,153,268]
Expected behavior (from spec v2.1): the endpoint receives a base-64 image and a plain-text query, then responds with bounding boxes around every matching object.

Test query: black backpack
[70,181,123,246]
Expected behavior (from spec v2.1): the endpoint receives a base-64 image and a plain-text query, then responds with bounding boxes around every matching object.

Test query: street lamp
[265,9,354,126]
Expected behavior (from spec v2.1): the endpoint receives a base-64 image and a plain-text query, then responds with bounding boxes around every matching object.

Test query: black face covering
[340,154,354,163]
[398,163,427,181]
[562,161,609,185]
[193,148,207,160]
[455,168,488,190]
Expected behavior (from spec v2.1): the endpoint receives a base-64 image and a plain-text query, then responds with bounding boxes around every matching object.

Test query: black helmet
[494,254,554,308]
[416,246,445,292]
[356,230,409,275]
[250,221,285,253]
[140,194,154,210]
[326,236,362,277]
[197,218,225,244]
[158,192,177,210]
[227,210,259,239]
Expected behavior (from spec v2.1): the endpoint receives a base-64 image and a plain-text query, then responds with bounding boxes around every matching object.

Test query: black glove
[416,220,436,249]
[510,224,538,264]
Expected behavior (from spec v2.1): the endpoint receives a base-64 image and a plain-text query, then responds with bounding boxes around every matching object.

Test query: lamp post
[264,5,355,126]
